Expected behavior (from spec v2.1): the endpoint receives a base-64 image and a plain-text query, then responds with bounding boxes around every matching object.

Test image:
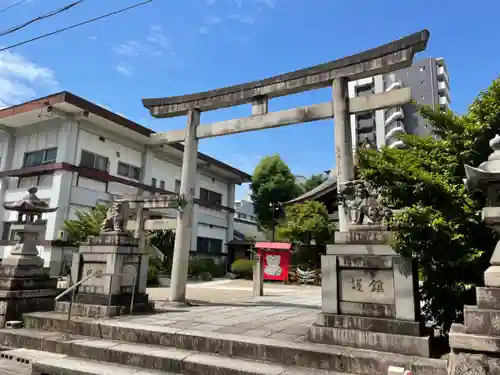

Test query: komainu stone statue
[338,180,392,225]
[101,202,128,233]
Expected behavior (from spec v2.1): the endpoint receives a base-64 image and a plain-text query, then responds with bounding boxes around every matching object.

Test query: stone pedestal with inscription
[55,232,153,317]
[308,225,431,357]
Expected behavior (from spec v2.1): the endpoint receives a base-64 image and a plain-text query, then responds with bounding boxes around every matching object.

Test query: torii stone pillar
[170,109,200,303]
[333,77,354,232]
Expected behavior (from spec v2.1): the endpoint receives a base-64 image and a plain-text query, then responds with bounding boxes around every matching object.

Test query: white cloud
[147,25,173,53]
[206,15,222,24]
[114,63,133,77]
[254,0,275,8]
[229,13,257,25]
[0,50,58,107]
[113,25,174,60]
[113,40,161,57]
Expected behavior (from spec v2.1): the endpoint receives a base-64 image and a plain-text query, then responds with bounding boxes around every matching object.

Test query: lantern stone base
[310,226,432,357]
[0,263,58,327]
[447,286,500,374]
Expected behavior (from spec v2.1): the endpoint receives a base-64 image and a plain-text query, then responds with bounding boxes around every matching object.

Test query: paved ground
[147,279,321,307]
[138,279,322,342]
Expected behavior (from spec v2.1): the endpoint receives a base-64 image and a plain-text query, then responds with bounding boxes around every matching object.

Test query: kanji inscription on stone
[340,269,394,304]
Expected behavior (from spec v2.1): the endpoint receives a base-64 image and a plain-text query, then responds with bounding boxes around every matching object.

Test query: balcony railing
[385,106,404,126]
[387,139,406,149]
[385,120,406,140]
[385,80,403,92]
[437,66,450,85]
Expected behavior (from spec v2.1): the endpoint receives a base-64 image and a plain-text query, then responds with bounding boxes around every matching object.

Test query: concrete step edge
[0,329,346,375]
[2,348,177,375]
[22,311,447,375]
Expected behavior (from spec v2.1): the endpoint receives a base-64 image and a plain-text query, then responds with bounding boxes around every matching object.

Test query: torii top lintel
[142,29,429,119]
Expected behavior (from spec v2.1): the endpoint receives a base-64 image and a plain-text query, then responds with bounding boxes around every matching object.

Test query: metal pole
[107,275,113,318]
[271,203,276,242]
[67,275,75,334]
[130,273,136,315]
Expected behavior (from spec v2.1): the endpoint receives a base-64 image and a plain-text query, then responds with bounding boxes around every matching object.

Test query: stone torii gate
[142,30,430,303]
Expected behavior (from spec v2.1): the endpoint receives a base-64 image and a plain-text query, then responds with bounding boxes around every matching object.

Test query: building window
[80,150,109,172]
[159,180,165,190]
[420,66,426,71]
[151,178,157,188]
[197,237,223,254]
[200,187,222,206]
[117,162,141,180]
[23,148,57,167]
[17,174,52,189]
[355,84,373,97]
[174,179,181,193]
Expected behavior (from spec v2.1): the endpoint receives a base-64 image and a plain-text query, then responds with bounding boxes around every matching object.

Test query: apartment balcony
[439,94,451,109]
[385,80,403,92]
[437,66,450,86]
[438,80,449,94]
[388,139,406,149]
[385,120,406,140]
[385,106,404,126]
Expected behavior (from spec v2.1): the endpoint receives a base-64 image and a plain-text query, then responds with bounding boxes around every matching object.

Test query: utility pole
[269,202,281,242]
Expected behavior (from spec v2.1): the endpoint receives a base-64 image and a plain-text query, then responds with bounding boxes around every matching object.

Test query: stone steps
[0,328,348,375]
[16,312,447,375]
[0,348,176,374]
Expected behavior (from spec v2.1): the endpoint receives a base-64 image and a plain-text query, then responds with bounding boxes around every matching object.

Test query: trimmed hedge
[231,259,256,279]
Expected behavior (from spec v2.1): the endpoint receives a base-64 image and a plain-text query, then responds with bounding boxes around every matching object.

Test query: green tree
[356,78,500,336]
[300,173,328,193]
[277,201,335,245]
[62,204,108,245]
[250,155,301,229]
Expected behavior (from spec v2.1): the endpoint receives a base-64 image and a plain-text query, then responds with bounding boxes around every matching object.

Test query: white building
[0,92,251,273]
[348,57,451,150]
[233,200,265,241]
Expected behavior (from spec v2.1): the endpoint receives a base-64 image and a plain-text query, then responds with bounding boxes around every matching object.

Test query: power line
[0,0,153,53]
[0,0,29,14]
[0,1,85,38]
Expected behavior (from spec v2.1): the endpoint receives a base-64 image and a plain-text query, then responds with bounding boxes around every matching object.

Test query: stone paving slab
[139,304,318,342]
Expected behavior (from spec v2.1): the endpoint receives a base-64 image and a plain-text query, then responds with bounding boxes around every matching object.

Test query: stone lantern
[2,186,58,268]
[0,186,59,327]
[465,134,500,287]
[446,134,500,373]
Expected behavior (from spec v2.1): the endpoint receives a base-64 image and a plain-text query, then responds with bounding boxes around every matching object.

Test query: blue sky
[1,0,499,201]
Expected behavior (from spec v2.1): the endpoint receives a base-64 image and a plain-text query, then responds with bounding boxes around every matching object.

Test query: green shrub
[188,258,225,278]
[231,259,256,279]
[147,263,159,286]
[199,271,213,281]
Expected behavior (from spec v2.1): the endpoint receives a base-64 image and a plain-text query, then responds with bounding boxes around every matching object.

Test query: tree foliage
[356,78,500,336]
[300,173,328,194]
[250,155,301,229]
[277,201,335,245]
[62,204,108,245]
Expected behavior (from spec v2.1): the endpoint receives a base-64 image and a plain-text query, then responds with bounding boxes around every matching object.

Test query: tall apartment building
[0,92,251,274]
[348,57,451,150]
